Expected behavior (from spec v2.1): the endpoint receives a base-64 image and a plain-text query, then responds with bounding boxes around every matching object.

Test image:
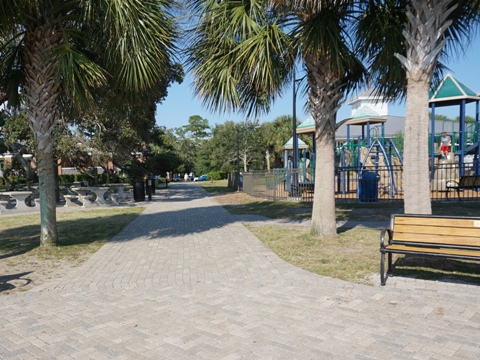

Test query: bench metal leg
[380,252,386,286]
[388,253,392,273]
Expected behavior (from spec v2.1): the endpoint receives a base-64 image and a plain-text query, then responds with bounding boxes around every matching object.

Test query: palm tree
[357,0,480,214]
[261,115,295,170]
[187,0,365,238]
[0,1,177,246]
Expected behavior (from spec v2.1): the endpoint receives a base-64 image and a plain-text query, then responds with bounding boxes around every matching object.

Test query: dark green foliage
[207,171,223,180]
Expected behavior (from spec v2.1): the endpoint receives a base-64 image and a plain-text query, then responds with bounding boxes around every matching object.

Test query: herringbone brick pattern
[1,183,479,359]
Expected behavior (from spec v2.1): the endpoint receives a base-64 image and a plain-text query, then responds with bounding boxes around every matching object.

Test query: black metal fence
[240,162,480,203]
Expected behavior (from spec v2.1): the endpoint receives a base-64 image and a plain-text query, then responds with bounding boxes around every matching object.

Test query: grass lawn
[201,181,480,286]
[0,207,144,256]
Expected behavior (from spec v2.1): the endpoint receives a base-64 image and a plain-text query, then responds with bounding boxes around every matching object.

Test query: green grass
[226,201,312,220]
[0,207,144,261]
[246,225,380,285]
[198,179,236,194]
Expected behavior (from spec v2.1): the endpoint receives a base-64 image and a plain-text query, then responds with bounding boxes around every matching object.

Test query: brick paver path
[1,183,479,359]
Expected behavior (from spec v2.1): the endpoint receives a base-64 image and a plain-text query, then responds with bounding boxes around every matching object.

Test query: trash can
[150,176,156,195]
[133,181,145,202]
[358,171,378,202]
[146,177,155,200]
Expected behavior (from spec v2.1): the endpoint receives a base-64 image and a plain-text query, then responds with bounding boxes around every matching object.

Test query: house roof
[335,115,461,141]
[429,73,480,107]
[346,88,385,105]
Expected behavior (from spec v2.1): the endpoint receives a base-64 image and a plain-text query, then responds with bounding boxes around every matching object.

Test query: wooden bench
[379,214,480,286]
[446,175,480,200]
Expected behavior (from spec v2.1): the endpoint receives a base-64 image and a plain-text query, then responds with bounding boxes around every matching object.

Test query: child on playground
[439,131,451,160]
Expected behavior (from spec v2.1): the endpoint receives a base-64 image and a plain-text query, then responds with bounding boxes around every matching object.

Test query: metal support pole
[237,128,240,191]
[460,99,466,176]
[430,104,436,180]
[476,101,480,176]
[292,73,298,170]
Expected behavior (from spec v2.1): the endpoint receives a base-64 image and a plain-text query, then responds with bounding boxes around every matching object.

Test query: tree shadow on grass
[389,256,480,286]
[0,211,142,259]
[0,225,40,259]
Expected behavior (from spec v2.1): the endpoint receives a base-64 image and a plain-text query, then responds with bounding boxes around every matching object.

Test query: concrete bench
[63,195,79,207]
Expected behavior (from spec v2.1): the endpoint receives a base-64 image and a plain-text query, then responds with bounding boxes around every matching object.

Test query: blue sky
[155,36,480,130]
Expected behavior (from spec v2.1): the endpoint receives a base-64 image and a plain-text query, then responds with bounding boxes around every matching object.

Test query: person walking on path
[439,131,451,160]
[184,173,188,182]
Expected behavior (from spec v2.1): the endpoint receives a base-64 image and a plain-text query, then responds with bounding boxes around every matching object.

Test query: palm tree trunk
[37,150,58,246]
[311,128,337,237]
[24,19,61,246]
[306,54,343,238]
[266,149,271,171]
[403,78,431,214]
[395,0,454,214]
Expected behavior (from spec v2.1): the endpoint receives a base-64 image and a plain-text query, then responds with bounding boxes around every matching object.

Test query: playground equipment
[358,139,403,199]
[429,73,480,179]
[335,138,403,201]
[281,136,315,196]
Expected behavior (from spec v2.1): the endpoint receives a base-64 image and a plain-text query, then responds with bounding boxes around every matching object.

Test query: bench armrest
[380,228,393,249]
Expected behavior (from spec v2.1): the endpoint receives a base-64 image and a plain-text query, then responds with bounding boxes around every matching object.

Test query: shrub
[207,171,223,181]
[58,174,75,185]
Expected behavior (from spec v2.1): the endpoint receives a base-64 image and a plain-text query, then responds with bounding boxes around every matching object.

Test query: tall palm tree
[0,1,177,246]
[187,0,365,238]
[357,0,480,214]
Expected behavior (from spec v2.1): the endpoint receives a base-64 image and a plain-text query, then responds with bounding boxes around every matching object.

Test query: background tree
[199,121,239,174]
[236,119,264,172]
[173,115,211,175]
[0,108,36,189]
[0,1,178,246]
[259,115,310,170]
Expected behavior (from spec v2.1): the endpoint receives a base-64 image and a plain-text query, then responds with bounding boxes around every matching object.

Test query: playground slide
[464,142,479,155]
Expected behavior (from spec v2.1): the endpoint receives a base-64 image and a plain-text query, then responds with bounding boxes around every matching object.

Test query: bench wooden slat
[393,224,480,238]
[385,244,480,258]
[394,216,480,228]
[392,233,480,246]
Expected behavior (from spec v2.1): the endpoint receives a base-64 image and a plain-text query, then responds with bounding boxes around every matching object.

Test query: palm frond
[0,39,25,107]
[187,0,294,117]
[54,44,107,110]
[92,0,178,92]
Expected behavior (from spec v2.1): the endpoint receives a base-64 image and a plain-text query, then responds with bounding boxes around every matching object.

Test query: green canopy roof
[283,136,308,150]
[429,73,479,107]
[296,116,315,134]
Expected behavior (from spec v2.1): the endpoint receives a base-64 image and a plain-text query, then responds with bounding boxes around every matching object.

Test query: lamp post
[236,129,240,191]
[292,71,302,196]
[236,124,242,191]
[292,72,299,170]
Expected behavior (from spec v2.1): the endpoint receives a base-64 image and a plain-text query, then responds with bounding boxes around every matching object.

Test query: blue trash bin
[358,171,378,202]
